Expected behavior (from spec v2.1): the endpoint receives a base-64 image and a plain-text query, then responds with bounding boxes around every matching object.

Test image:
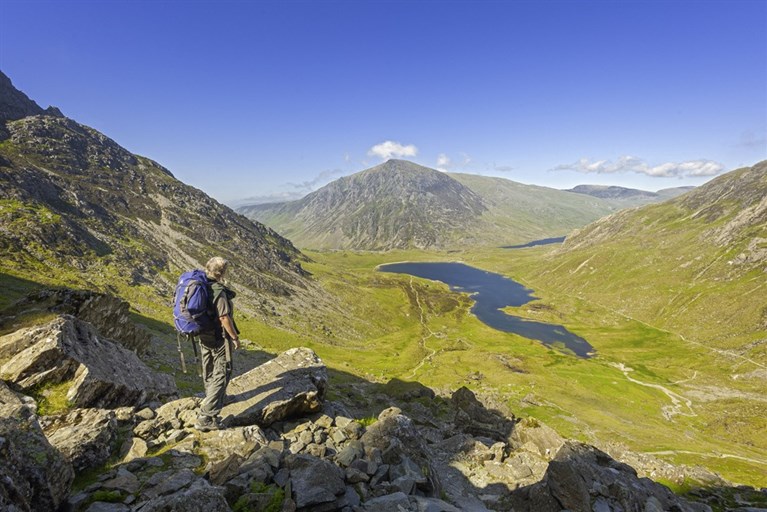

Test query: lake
[378,261,595,358]
[502,236,566,249]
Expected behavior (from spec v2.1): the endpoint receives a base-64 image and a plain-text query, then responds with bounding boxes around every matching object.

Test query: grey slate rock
[0,382,73,512]
[0,315,176,408]
[286,453,345,508]
[41,407,118,473]
[362,491,411,512]
[222,347,328,427]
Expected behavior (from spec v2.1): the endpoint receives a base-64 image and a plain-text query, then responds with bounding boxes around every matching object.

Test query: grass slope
[297,248,767,488]
[449,173,619,243]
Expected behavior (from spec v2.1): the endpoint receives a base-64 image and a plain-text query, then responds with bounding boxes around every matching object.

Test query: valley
[285,247,767,488]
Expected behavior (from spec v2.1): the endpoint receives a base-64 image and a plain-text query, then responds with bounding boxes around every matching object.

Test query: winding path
[646,450,767,467]
[406,277,442,379]
[611,362,697,421]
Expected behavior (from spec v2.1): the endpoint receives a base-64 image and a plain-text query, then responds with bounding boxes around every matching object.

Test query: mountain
[448,172,621,243]
[239,160,620,250]
[0,71,312,319]
[532,161,766,354]
[239,159,487,250]
[566,184,695,207]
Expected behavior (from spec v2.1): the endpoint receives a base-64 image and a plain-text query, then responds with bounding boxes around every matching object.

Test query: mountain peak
[240,160,486,250]
[369,159,435,173]
[0,70,64,123]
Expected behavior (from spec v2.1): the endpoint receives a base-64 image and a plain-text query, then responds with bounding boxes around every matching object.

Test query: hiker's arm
[220,315,240,349]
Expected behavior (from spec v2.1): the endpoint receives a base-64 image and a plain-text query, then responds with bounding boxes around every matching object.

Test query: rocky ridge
[0,70,321,328]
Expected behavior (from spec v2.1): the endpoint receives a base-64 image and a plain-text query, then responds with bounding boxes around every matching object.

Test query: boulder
[136,477,230,512]
[0,381,73,512]
[285,453,345,509]
[509,441,710,512]
[196,424,268,467]
[0,288,149,353]
[508,416,564,460]
[0,315,176,408]
[222,347,327,427]
[451,386,514,441]
[363,491,411,511]
[361,407,441,498]
[40,407,119,472]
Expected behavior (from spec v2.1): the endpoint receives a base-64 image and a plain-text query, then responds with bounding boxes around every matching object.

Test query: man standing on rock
[195,256,240,432]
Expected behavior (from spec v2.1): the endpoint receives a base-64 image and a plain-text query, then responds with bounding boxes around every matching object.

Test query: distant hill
[448,173,620,244]
[532,161,767,356]
[239,160,620,250]
[566,184,694,207]
[0,71,313,318]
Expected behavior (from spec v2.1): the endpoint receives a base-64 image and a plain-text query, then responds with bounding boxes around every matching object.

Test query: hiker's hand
[232,338,241,350]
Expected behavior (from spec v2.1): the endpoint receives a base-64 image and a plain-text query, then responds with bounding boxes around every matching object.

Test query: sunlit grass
[296,248,767,487]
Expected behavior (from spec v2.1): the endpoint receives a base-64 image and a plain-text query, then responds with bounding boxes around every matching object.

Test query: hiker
[195,256,240,432]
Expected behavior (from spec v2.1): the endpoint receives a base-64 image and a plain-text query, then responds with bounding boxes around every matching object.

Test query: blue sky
[1,0,766,204]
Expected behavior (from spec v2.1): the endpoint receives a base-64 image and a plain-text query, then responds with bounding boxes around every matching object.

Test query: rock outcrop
[40,407,120,473]
[54,386,729,512]
[0,381,73,512]
[0,288,150,354]
[0,71,63,124]
[508,442,710,512]
[0,314,176,408]
[222,346,328,427]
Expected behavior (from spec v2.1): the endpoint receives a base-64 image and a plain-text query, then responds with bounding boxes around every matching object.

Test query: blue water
[378,261,594,358]
[503,236,566,249]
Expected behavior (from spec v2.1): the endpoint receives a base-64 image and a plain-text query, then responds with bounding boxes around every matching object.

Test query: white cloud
[552,156,724,178]
[368,141,418,160]
[437,153,451,167]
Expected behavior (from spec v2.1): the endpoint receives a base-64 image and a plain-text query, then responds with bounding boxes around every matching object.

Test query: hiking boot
[194,415,220,432]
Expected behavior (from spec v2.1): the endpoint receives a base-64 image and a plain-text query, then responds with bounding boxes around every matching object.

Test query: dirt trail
[406,277,442,379]
[611,362,696,421]
[646,449,767,467]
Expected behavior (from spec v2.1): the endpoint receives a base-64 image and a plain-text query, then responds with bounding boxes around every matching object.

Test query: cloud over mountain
[368,140,418,160]
[553,156,724,178]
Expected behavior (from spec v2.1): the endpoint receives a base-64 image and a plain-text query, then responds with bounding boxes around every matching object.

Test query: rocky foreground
[0,292,764,512]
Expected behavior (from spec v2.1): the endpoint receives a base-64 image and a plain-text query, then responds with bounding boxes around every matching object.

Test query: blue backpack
[173,269,213,334]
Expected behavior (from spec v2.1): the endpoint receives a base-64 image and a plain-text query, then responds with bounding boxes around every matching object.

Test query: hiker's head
[205,257,229,281]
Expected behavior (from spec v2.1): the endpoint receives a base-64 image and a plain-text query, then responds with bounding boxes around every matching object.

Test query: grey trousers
[199,341,228,418]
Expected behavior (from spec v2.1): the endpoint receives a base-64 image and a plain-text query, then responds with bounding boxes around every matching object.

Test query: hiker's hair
[205,257,229,281]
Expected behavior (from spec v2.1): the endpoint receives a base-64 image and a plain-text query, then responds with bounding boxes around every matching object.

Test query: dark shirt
[198,279,237,347]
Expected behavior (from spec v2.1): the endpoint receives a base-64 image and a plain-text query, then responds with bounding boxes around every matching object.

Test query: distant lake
[378,261,594,358]
[502,236,566,249]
